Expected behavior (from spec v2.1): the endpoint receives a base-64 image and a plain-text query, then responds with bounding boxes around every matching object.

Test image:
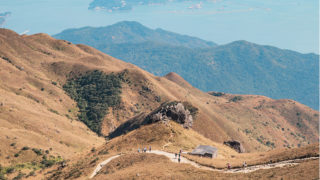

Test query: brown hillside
[164,72,195,89]
[0,28,318,164]
[40,121,318,179]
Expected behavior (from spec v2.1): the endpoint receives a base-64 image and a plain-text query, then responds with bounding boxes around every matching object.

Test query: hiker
[144,147,147,152]
[243,161,247,168]
[227,163,231,169]
[149,146,151,152]
[178,153,181,158]
[179,149,182,154]
[175,153,177,159]
[138,148,140,153]
[178,157,181,163]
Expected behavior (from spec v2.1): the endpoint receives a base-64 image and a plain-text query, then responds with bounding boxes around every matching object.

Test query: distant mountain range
[53,21,216,49]
[54,21,319,110]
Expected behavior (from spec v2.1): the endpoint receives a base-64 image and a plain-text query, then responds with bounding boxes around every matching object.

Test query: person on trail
[149,146,151,152]
[243,161,247,168]
[179,153,181,158]
[227,163,231,169]
[144,147,147,152]
[179,149,182,154]
[138,148,140,153]
[178,157,181,163]
[175,153,177,159]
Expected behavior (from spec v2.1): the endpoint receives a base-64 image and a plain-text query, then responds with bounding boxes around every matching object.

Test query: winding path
[89,150,319,178]
[89,154,120,179]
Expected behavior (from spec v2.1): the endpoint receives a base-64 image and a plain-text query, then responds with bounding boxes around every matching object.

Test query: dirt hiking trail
[89,150,319,178]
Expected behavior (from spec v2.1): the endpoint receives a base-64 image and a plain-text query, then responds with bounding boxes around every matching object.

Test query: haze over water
[0,0,318,54]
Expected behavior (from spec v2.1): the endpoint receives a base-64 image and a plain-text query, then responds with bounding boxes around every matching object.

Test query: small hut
[190,145,218,158]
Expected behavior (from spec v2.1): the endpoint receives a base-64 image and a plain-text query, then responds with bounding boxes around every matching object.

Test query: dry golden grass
[0,29,319,180]
[94,153,319,180]
[97,121,237,158]
[0,29,317,160]
[184,143,319,169]
[41,118,319,179]
[40,121,235,179]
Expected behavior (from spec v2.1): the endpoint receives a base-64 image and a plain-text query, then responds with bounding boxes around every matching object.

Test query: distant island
[89,0,203,12]
[0,12,11,27]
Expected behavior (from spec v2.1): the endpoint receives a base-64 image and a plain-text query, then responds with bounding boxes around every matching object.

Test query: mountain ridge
[54,21,217,49]
[0,28,319,179]
[53,21,319,110]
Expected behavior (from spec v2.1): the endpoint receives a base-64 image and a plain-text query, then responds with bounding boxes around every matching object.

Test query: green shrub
[98,149,109,155]
[49,109,59,115]
[28,171,35,177]
[0,173,4,180]
[13,172,25,180]
[5,167,14,174]
[63,70,124,135]
[244,129,252,134]
[41,159,56,168]
[32,148,42,156]
[296,122,302,128]
[229,96,243,102]
[209,92,225,97]
[21,146,29,151]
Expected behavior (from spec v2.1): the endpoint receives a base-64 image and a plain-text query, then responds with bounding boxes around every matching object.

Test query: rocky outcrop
[109,101,196,138]
[224,140,245,153]
[149,102,193,128]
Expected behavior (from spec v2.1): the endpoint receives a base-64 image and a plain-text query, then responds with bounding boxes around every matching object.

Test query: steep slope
[0,28,318,158]
[0,31,108,155]
[53,22,319,110]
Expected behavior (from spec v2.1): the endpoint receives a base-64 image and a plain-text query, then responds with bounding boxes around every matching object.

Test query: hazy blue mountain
[54,21,319,110]
[54,21,217,49]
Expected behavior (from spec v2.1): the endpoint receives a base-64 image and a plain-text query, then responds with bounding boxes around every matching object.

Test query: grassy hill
[42,121,319,179]
[0,28,319,179]
[54,21,319,110]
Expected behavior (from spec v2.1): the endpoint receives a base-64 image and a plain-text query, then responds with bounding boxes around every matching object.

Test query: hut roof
[191,145,217,155]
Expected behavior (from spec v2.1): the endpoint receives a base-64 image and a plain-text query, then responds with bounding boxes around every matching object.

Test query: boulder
[149,102,193,128]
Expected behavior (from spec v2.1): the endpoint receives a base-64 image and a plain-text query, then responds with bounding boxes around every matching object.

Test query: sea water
[0,0,317,53]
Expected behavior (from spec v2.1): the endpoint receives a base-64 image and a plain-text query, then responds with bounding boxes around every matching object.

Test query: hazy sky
[0,0,318,54]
